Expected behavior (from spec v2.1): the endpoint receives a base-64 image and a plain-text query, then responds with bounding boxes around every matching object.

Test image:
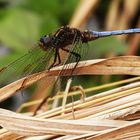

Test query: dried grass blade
[87,120,140,140]
[0,108,118,136]
[1,56,140,102]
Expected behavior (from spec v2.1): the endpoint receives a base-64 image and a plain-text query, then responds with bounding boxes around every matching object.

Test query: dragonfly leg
[61,48,81,62]
[48,49,58,69]
[34,48,80,116]
[33,50,62,115]
[52,49,61,67]
[33,96,50,116]
[61,48,81,74]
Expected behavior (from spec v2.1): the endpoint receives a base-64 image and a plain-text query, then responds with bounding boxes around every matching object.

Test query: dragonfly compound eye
[39,35,51,46]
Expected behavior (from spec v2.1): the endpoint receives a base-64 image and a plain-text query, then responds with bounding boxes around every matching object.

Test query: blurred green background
[0,0,79,109]
[0,0,79,66]
[0,0,133,67]
[0,0,139,110]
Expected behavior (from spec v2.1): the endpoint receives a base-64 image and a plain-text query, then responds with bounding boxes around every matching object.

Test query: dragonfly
[0,26,140,115]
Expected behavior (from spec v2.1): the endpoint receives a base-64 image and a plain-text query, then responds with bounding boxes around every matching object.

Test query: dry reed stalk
[0,86,139,139]
[105,0,121,30]
[128,19,140,55]
[0,57,140,139]
[70,0,99,27]
[93,105,140,120]
[16,77,140,116]
[1,56,140,102]
[35,80,140,119]
[0,108,124,136]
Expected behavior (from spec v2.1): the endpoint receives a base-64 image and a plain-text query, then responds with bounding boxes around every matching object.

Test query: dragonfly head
[39,34,52,49]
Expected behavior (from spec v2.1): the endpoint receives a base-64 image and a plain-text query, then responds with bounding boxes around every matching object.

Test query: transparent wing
[59,36,89,77]
[33,35,89,115]
[0,46,55,85]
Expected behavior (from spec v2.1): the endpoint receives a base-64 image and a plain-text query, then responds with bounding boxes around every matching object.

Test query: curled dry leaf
[0,108,121,136]
[0,75,139,138]
[87,120,140,140]
[0,56,140,102]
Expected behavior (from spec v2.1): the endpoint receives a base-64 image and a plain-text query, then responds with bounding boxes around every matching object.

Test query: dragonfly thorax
[52,26,83,48]
[39,26,91,51]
